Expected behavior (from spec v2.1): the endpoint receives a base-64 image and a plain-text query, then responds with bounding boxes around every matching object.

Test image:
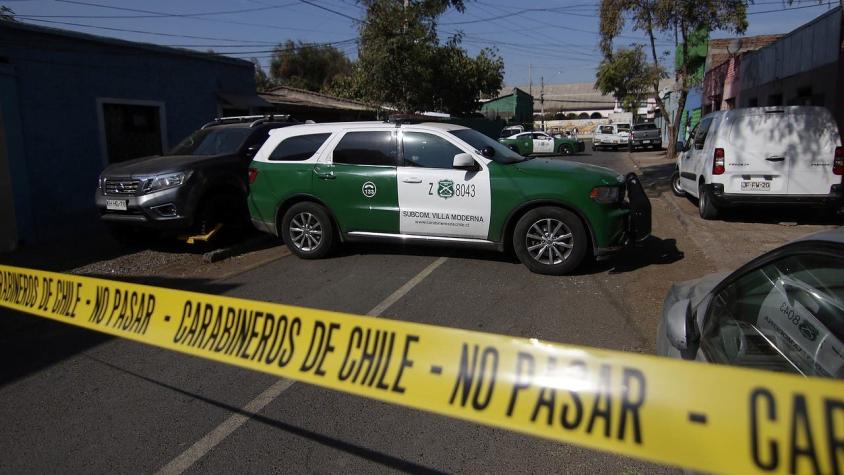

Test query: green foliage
[269,40,352,92]
[251,58,272,92]
[345,0,504,115]
[595,45,661,114]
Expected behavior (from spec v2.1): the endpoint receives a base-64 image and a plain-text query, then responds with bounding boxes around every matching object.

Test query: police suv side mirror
[480,146,495,158]
[666,298,699,357]
[453,153,478,170]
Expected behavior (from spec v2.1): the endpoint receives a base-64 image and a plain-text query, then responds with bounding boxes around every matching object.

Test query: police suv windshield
[171,127,253,156]
[449,129,526,164]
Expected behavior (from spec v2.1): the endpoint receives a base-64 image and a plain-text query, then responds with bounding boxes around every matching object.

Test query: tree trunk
[667,89,689,161]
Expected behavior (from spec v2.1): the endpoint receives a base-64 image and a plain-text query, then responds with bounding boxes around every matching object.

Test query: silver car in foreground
[657,229,844,379]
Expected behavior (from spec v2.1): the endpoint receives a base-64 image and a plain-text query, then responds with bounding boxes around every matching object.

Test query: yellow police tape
[0,263,842,474]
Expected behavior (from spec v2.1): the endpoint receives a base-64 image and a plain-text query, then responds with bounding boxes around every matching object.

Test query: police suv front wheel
[281,202,335,259]
[513,207,587,275]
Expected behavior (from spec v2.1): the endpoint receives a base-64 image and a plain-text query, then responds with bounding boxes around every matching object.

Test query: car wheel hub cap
[526,218,573,265]
[290,212,322,252]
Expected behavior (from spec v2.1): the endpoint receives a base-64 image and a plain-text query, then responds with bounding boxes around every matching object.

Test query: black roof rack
[385,113,450,126]
[201,114,293,129]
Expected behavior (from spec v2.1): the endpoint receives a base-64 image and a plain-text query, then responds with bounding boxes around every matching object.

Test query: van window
[694,118,713,149]
[333,131,397,166]
[268,133,331,161]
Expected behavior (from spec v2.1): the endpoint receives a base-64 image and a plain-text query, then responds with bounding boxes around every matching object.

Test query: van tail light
[248,167,258,184]
[834,147,844,175]
[713,148,725,175]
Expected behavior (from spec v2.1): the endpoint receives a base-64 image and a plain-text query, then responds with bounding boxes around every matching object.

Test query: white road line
[154,256,448,475]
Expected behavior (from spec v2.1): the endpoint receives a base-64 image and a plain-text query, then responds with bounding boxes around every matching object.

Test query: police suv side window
[333,131,397,166]
[268,133,331,161]
[402,132,464,169]
[700,252,844,379]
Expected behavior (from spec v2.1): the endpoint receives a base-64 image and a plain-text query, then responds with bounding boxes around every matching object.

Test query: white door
[679,121,705,194]
[532,133,554,153]
[397,131,491,239]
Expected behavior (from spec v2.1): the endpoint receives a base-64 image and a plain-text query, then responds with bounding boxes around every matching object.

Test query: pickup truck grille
[103,179,140,195]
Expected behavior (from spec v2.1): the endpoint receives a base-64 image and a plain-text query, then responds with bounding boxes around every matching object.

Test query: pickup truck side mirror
[245,145,260,158]
[453,152,479,171]
[665,298,699,358]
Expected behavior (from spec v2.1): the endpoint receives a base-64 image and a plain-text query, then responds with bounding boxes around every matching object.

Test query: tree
[595,45,661,121]
[349,0,504,115]
[599,0,748,157]
[1,6,16,21]
[269,40,352,92]
[251,58,272,92]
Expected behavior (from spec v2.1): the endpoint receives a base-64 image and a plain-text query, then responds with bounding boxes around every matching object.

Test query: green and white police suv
[247,119,651,275]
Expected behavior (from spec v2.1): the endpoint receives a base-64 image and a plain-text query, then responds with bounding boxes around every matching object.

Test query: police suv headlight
[589,186,621,203]
[143,172,190,194]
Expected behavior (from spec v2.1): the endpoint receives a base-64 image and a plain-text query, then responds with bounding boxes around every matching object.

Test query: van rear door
[726,108,839,195]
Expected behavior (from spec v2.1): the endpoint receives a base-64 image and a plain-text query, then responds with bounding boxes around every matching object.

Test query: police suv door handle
[313,167,335,180]
[402,177,422,184]
[765,155,785,162]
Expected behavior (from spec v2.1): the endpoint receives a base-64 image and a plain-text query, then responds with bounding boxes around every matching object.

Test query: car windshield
[170,127,253,156]
[449,128,527,164]
[633,123,657,130]
[617,124,631,131]
[599,126,614,134]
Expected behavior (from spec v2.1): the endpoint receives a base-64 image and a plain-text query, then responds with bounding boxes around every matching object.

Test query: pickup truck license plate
[106,199,128,211]
[643,140,651,144]
[741,181,771,191]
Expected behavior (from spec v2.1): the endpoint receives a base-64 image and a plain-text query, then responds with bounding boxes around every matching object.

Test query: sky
[4,0,839,87]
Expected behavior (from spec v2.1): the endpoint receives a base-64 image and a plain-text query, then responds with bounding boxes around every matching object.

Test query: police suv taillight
[713,148,725,175]
[248,167,258,184]
[834,146,844,175]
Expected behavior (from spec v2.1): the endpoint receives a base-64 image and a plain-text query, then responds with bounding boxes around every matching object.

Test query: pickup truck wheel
[282,202,335,259]
[671,170,686,197]
[513,207,587,275]
[558,144,572,155]
[698,184,719,220]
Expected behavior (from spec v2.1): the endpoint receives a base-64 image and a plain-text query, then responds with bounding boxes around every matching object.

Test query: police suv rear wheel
[513,207,587,275]
[281,202,335,259]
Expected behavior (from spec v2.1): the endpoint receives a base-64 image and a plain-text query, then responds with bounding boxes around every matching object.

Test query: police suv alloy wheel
[281,202,335,259]
[513,207,587,275]
[559,144,572,155]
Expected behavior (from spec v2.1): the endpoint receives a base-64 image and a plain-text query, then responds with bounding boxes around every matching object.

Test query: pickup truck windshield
[170,127,252,156]
[633,123,657,130]
[450,129,527,164]
[599,126,614,134]
[617,124,631,131]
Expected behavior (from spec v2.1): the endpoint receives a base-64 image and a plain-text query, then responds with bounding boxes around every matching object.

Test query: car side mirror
[480,146,495,158]
[665,298,699,355]
[453,152,478,170]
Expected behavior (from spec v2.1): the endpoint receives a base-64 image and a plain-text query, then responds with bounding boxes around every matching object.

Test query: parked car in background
[592,124,629,151]
[96,115,296,243]
[248,120,650,275]
[671,106,844,220]
[500,125,525,138]
[499,131,585,156]
[657,228,844,380]
[629,123,662,151]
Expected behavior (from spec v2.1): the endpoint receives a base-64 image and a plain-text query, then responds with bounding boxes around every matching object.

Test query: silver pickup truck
[629,123,662,151]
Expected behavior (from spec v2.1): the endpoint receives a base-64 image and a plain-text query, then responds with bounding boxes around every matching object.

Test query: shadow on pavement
[671,193,844,225]
[0,275,242,388]
[638,162,676,197]
[573,235,684,275]
[83,354,448,474]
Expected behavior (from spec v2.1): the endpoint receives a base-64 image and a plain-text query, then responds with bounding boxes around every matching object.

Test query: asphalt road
[1,147,701,474]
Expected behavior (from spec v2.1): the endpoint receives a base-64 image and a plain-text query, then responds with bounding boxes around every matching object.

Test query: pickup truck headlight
[590,186,621,204]
[143,172,189,194]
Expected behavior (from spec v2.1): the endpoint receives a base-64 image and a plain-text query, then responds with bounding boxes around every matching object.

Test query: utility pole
[528,64,532,98]
[540,76,545,131]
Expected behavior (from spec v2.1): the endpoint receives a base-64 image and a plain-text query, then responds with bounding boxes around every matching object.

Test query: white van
[671,106,844,219]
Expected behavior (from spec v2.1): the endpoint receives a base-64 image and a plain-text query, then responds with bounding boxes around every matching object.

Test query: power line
[747,1,835,15]
[50,0,300,18]
[297,0,363,23]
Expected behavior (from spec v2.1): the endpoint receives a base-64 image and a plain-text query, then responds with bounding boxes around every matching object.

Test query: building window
[590,112,603,119]
[578,112,589,119]
[768,94,783,106]
[101,102,164,164]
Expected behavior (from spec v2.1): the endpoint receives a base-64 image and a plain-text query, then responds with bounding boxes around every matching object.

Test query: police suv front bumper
[595,173,652,259]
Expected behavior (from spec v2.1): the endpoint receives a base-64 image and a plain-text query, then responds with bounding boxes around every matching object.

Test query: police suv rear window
[333,131,397,166]
[269,133,331,161]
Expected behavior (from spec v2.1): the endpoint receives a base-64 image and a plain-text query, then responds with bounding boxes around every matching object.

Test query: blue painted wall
[0,22,257,245]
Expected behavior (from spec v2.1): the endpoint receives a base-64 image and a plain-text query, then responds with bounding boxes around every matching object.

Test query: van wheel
[281,202,335,259]
[513,207,587,275]
[671,171,686,197]
[698,184,719,220]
